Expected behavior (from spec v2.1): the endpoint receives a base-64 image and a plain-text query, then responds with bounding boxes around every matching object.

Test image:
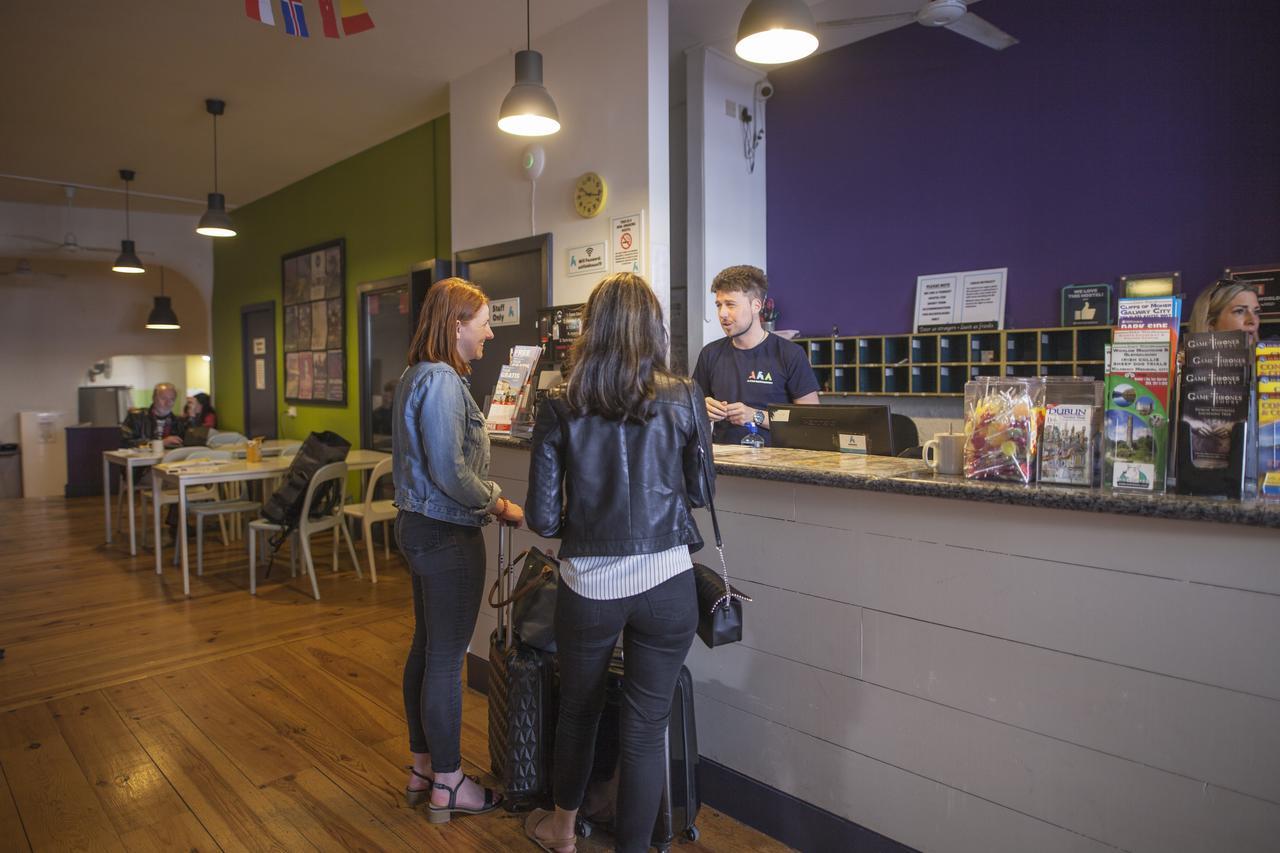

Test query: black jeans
[552,570,698,853]
[396,510,486,773]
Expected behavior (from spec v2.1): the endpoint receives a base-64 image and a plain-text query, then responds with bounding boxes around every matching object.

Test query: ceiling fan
[0,259,68,279]
[4,185,131,256]
[824,0,1017,50]
[734,0,1018,65]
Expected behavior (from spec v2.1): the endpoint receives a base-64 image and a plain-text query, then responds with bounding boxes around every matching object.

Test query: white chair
[188,491,263,576]
[342,457,395,583]
[207,430,246,447]
[138,447,226,545]
[247,461,361,600]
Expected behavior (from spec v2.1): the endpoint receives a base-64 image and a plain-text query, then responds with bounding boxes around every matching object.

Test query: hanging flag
[279,0,310,37]
[339,0,375,35]
[317,0,341,38]
[244,0,275,25]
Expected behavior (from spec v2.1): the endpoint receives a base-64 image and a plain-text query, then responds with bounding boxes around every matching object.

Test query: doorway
[454,235,551,409]
[241,302,278,438]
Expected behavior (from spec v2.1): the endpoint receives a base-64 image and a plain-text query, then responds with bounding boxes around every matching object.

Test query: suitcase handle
[495,522,515,647]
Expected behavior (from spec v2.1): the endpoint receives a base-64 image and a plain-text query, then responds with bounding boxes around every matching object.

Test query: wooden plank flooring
[0,496,791,851]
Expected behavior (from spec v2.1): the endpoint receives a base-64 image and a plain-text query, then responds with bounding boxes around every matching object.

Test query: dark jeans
[552,570,698,853]
[396,510,486,773]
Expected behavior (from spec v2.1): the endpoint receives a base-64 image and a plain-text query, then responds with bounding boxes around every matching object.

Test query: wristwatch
[752,409,766,427]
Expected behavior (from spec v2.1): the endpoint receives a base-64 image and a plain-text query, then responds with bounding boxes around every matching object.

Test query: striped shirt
[561,545,693,600]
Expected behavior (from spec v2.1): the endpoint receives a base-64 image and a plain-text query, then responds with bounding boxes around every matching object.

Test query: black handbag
[686,381,752,648]
[488,546,561,653]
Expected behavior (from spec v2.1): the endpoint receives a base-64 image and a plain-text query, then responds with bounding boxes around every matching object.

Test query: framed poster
[1225,263,1280,319]
[282,238,346,405]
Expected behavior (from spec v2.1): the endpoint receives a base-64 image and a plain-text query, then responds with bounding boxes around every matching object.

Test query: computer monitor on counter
[767,403,895,456]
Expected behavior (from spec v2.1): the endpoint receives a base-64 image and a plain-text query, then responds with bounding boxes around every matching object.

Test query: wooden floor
[0,496,790,852]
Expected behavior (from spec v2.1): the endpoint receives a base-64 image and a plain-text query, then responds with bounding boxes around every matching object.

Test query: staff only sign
[611,212,644,275]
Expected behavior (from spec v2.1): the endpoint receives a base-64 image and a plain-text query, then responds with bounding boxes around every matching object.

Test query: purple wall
[765,0,1280,336]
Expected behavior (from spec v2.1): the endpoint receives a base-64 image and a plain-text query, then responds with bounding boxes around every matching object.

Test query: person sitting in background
[121,383,185,449]
[1188,279,1262,345]
[371,380,398,436]
[183,393,217,430]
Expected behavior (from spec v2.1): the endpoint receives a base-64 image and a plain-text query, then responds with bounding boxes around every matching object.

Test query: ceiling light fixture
[112,169,146,274]
[498,0,560,136]
[146,266,181,330]
[735,0,819,65]
[196,98,236,238]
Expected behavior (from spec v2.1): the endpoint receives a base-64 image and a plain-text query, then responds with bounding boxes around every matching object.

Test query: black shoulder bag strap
[685,379,751,610]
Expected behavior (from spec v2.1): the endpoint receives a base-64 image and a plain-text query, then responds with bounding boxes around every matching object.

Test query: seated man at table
[693,265,820,445]
[120,382,187,449]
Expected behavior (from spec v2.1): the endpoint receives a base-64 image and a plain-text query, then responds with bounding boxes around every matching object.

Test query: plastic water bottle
[740,421,765,448]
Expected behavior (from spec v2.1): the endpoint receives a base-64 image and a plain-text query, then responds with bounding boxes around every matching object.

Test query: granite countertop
[489,434,1280,529]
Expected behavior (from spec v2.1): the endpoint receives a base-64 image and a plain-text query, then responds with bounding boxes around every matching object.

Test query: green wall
[211,117,450,443]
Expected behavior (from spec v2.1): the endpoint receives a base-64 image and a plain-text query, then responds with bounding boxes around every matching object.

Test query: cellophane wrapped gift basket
[963,377,1046,484]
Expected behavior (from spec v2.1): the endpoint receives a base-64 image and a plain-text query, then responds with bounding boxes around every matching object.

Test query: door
[359,276,412,452]
[241,302,278,438]
[455,235,551,409]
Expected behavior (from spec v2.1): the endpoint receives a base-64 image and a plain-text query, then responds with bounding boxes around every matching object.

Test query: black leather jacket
[527,375,715,558]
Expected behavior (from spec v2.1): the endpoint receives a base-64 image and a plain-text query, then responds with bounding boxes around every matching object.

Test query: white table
[103,448,163,555]
[151,449,391,596]
[102,441,297,554]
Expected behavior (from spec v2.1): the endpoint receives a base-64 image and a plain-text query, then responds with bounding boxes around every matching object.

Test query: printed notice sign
[490,297,521,327]
[838,433,868,454]
[914,267,1007,332]
[611,212,643,275]
[254,358,267,391]
[252,337,267,355]
[567,242,607,277]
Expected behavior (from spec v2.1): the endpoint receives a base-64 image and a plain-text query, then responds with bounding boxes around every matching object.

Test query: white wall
[0,199,214,308]
[0,258,208,444]
[685,46,769,360]
[0,200,213,444]
[450,0,670,311]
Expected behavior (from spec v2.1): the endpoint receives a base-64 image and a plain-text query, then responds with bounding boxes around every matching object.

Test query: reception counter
[474,438,1280,853]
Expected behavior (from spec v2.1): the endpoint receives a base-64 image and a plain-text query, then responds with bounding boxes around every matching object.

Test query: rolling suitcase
[486,523,558,812]
[577,658,701,852]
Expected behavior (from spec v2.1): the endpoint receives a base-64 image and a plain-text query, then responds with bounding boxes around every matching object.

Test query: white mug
[923,432,965,475]
[149,438,165,455]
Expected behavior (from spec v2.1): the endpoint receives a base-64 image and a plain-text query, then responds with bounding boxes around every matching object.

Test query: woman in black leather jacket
[524,273,713,853]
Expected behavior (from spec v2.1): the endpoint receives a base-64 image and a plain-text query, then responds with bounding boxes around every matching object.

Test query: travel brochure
[1259,341,1280,496]
[486,345,543,437]
[1176,331,1252,498]
[1103,297,1180,493]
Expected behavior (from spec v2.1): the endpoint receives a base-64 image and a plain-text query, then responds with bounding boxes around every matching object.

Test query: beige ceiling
[0,1,950,215]
[0,0,613,213]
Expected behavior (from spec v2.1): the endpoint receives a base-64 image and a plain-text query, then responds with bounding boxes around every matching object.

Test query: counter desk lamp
[196,98,236,237]
[498,0,560,136]
[111,169,146,274]
[145,267,181,330]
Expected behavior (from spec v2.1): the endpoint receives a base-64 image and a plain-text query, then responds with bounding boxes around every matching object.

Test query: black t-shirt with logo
[692,334,821,444]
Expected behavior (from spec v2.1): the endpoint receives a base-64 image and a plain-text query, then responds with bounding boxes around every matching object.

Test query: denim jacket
[393,361,501,526]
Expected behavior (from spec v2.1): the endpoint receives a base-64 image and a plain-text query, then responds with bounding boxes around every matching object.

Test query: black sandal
[426,774,503,824]
[404,767,433,807]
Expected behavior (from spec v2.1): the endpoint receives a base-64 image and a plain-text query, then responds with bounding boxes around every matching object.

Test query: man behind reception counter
[693,265,820,445]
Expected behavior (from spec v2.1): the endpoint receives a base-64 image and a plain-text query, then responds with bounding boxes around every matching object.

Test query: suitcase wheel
[685,825,699,843]
[575,818,593,838]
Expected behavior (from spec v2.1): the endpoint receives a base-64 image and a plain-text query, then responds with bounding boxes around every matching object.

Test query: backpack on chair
[261,430,351,573]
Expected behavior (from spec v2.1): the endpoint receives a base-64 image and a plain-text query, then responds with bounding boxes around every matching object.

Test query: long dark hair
[193,392,215,417]
[565,273,674,422]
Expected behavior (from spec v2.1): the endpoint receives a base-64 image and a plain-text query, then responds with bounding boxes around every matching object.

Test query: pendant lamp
[735,0,819,65]
[112,169,146,274]
[196,98,236,237]
[498,0,560,136]
[146,267,181,330]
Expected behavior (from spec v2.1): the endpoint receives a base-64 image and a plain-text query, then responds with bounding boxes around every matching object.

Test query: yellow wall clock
[574,171,607,218]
